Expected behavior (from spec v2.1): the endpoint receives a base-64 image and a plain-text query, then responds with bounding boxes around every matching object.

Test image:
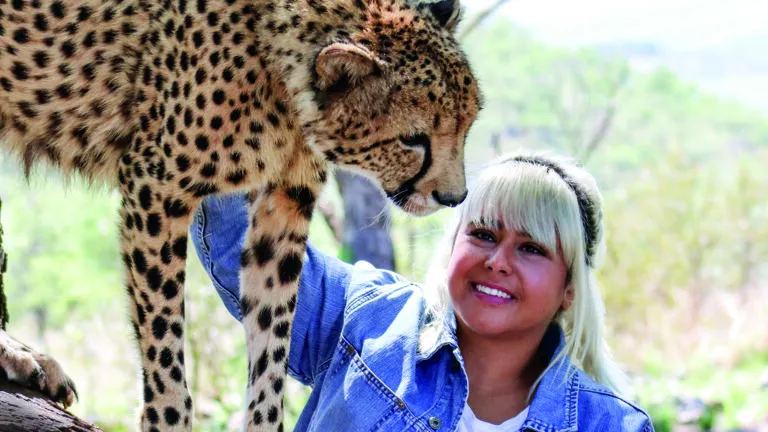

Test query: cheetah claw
[0,330,78,408]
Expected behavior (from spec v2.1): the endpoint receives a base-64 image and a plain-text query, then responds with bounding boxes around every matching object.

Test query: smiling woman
[420,152,630,426]
[191,150,653,431]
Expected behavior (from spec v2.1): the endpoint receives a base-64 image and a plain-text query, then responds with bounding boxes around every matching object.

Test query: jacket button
[428,417,442,430]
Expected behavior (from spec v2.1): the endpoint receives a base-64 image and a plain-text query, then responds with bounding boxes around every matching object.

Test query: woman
[191,151,653,431]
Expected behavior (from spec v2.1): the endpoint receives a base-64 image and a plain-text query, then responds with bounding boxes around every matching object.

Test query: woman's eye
[521,243,547,256]
[470,229,495,242]
[399,134,430,147]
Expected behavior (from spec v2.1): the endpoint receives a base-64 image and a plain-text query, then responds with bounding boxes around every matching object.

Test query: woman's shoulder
[574,370,654,431]
[529,363,653,432]
[343,259,426,314]
[334,260,434,352]
[301,243,422,309]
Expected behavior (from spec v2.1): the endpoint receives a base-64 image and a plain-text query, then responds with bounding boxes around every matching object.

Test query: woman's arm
[190,193,354,385]
[191,193,250,320]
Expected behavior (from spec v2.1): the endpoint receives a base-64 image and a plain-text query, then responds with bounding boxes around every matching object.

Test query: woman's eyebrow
[517,230,533,239]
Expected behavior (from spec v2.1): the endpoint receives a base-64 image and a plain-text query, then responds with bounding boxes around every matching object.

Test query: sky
[465,0,768,111]
[467,0,766,49]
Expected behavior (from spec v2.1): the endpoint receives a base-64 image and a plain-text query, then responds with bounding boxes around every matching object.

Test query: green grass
[637,349,768,431]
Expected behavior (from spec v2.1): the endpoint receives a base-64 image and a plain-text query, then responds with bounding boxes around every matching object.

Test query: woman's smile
[470,281,516,305]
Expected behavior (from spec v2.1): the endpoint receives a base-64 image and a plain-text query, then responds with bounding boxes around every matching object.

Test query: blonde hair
[421,150,629,397]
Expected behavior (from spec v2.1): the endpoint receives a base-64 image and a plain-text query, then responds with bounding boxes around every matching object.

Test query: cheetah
[0,0,480,430]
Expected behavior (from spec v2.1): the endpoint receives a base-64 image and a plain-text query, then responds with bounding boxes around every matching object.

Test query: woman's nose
[485,250,512,275]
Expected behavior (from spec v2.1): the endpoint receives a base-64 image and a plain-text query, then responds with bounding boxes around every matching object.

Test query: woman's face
[447,220,571,339]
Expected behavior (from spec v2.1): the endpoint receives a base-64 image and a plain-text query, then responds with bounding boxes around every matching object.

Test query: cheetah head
[308,0,481,216]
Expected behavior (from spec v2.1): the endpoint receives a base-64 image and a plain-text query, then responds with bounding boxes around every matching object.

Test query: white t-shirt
[456,403,529,432]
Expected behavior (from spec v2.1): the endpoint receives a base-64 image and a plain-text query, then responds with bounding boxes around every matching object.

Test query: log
[0,378,103,431]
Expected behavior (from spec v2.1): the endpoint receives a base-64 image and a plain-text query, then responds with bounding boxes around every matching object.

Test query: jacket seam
[578,386,651,416]
[294,251,335,387]
[310,356,334,384]
[340,336,422,426]
[287,362,313,386]
[345,281,417,318]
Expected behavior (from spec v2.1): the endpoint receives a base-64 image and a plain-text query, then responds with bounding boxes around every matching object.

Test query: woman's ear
[561,285,575,311]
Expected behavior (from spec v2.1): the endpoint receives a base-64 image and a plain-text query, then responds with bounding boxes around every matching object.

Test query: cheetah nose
[432,190,467,207]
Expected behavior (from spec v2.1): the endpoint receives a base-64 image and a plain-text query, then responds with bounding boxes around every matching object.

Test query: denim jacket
[191,194,654,432]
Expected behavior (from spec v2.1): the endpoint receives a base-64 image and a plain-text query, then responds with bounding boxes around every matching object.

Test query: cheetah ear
[419,0,462,31]
[315,42,381,92]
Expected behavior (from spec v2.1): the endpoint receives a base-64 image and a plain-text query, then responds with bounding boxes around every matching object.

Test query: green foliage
[338,243,354,264]
[458,19,768,178]
[1,157,122,327]
[698,405,718,431]
[636,349,768,431]
[646,402,675,432]
[598,149,768,362]
[0,10,767,431]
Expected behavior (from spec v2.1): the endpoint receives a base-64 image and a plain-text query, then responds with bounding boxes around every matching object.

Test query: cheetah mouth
[387,192,440,216]
[387,187,413,208]
[385,133,434,213]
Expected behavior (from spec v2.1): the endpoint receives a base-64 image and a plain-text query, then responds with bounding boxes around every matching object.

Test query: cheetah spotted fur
[0,0,480,430]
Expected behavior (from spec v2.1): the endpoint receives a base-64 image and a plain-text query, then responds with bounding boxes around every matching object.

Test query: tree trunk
[335,171,395,271]
[1,197,8,330]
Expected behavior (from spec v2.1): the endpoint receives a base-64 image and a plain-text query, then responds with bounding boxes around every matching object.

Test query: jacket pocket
[307,338,415,432]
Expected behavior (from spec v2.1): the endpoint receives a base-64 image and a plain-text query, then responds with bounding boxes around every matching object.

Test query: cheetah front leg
[239,160,326,432]
[119,157,198,432]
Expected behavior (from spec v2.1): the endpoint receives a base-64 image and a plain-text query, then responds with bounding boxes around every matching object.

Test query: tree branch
[458,0,512,41]
[579,63,628,163]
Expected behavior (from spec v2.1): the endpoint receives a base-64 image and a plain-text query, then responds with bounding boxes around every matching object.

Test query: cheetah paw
[0,330,78,408]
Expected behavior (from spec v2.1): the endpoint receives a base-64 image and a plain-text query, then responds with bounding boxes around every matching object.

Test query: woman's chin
[456,309,519,339]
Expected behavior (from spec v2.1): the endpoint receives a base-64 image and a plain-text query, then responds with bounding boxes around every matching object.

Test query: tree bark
[335,171,395,271]
[0,379,103,432]
[1,197,8,330]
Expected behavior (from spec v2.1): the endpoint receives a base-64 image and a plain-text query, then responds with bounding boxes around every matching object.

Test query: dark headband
[509,155,600,267]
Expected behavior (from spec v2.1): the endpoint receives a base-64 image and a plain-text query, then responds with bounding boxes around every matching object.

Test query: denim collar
[419,311,578,432]
[521,324,578,432]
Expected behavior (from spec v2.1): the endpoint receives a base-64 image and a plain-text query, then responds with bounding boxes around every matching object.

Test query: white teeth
[474,284,512,299]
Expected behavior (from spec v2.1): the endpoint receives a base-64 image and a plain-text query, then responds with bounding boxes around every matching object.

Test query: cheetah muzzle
[0,0,480,430]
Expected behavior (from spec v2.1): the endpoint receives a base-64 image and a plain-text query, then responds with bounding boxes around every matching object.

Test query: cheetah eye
[399,134,430,147]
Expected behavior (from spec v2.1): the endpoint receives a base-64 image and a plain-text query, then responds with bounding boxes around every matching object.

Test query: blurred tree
[539,50,629,163]
[599,148,768,365]
[458,0,511,40]
[1,197,7,330]
[335,171,395,269]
